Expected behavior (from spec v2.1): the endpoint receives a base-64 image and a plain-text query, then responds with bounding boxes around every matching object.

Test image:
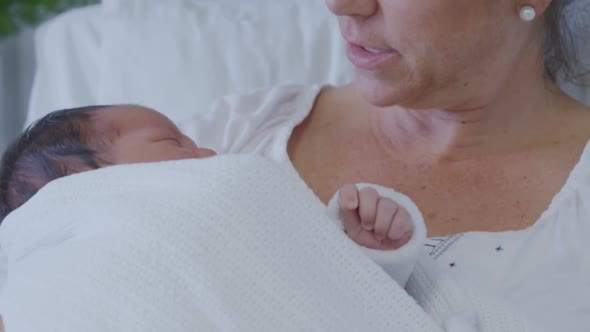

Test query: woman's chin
[354,74,413,108]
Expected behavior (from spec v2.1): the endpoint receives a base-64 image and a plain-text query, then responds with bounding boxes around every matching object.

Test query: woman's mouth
[362,46,387,54]
[346,43,398,70]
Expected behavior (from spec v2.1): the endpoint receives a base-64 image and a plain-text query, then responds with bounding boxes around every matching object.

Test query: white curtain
[0,28,36,152]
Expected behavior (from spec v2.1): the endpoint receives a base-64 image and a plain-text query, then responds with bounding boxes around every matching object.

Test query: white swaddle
[0,155,531,331]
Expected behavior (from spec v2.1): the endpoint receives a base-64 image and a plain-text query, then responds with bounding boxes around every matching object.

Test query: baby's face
[96,106,216,164]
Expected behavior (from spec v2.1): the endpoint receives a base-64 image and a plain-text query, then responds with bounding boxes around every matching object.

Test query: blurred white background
[1,0,588,153]
[0,0,98,151]
[0,29,35,152]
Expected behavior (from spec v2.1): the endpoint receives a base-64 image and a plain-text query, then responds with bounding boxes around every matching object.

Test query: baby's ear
[59,155,100,176]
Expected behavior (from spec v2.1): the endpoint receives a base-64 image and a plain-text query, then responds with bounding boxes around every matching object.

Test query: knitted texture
[0,155,530,331]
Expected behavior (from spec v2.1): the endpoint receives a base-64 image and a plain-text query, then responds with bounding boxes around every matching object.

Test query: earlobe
[517,0,552,18]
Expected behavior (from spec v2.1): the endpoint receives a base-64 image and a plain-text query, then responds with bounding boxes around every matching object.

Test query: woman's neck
[367,76,577,163]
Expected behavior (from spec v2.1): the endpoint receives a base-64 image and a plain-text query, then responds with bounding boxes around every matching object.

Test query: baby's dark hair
[0,106,110,224]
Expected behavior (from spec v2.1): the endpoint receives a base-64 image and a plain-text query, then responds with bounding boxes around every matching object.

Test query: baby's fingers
[358,187,379,231]
[388,207,414,241]
[373,197,399,241]
[379,206,414,250]
[342,208,390,249]
[380,231,413,250]
[338,184,359,210]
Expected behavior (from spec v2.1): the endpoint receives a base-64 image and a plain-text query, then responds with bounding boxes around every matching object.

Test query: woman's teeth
[362,47,385,54]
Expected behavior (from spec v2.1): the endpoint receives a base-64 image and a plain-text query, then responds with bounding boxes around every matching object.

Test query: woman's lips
[346,42,397,70]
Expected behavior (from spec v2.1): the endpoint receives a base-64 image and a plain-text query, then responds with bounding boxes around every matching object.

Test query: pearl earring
[519,5,536,22]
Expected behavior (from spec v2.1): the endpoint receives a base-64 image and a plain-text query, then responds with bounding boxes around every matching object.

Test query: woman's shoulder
[179,84,326,154]
[199,84,324,122]
[567,137,590,190]
[216,84,325,112]
[556,103,590,191]
[547,129,590,229]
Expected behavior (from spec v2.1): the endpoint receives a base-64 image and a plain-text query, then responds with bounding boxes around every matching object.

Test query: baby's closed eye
[155,138,182,146]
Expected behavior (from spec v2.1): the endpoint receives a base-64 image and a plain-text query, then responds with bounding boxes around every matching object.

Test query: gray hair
[544,0,589,83]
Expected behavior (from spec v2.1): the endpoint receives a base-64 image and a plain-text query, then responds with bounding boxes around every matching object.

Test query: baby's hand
[338,184,414,250]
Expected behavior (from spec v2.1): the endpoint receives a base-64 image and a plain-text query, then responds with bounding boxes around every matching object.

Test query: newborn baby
[0,105,414,250]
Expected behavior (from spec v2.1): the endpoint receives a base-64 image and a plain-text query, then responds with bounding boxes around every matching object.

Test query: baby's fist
[338,184,414,250]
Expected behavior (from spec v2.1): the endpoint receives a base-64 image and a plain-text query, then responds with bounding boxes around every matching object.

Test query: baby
[0,105,414,250]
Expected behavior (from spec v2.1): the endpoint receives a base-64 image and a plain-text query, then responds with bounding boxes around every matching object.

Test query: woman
[181,0,589,330]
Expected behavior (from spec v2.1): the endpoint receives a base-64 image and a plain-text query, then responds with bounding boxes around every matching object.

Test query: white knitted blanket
[0,155,531,331]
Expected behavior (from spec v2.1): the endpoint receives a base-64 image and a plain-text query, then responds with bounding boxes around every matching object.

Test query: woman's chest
[290,144,577,237]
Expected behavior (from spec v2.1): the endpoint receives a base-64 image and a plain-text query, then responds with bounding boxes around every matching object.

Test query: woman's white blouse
[180,85,590,331]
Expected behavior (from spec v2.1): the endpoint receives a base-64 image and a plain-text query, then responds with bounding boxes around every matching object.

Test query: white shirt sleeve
[326,183,428,288]
[178,85,322,159]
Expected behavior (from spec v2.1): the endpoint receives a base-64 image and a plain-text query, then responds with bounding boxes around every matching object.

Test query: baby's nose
[197,148,217,158]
